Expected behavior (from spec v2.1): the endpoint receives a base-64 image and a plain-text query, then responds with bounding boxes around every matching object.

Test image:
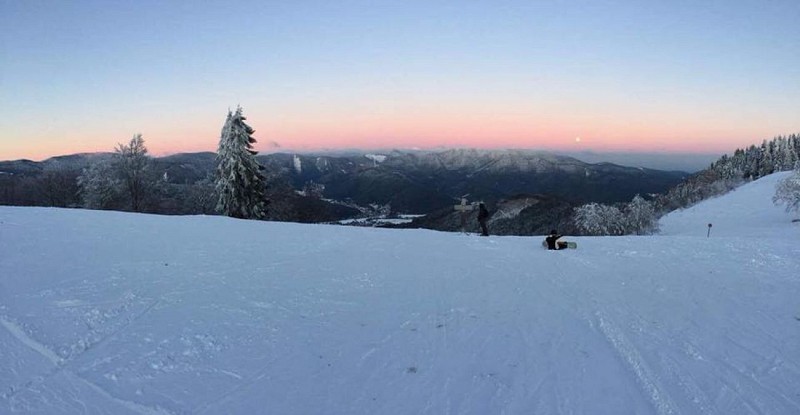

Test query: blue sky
[1,0,798,160]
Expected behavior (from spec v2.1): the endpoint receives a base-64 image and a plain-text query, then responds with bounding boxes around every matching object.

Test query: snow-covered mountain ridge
[0,173,798,414]
[262,149,686,213]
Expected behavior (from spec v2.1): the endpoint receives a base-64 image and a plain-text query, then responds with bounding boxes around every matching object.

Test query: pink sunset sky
[1,1,798,161]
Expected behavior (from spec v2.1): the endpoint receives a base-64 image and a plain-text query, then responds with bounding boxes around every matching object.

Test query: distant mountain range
[0,149,688,234]
[260,149,688,213]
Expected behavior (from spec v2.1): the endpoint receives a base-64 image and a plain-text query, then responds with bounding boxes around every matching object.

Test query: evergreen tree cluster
[573,134,799,235]
[654,134,800,214]
[711,134,800,180]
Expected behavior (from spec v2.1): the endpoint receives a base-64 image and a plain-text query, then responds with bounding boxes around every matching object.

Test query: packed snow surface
[660,172,797,238]
[1,173,799,414]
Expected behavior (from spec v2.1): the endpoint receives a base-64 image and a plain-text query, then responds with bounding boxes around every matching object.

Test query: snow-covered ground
[1,173,798,414]
[660,172,798,238]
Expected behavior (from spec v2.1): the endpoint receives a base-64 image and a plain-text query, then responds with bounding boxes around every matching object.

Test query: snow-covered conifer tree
[215,107,268,219]
[773,162,800,219]
[744,144,761,179]
[759,140,776,176]
[778,137,797,171]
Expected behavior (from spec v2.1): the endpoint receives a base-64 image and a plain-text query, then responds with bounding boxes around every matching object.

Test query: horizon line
[2,145,728,163]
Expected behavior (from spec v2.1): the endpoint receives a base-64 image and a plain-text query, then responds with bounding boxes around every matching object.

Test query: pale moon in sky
[575,136,581,143]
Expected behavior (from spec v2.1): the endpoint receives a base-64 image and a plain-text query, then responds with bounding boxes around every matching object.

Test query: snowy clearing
[1,173,799,414]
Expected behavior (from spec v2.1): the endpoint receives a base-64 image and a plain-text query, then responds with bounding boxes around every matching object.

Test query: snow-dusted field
[1,174,798,414]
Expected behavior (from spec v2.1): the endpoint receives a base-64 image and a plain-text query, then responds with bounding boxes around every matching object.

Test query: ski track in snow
[77,374,175,415]
[0,297,166,413]
[0,317,64,367]
[1,300,173,414]
[594,311,677,415]
[1,173,799,414]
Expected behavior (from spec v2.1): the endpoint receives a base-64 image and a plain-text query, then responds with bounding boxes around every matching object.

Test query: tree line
[573,134,800,235]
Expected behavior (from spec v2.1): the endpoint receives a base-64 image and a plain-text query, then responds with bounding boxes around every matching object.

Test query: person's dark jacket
[477,204,489,221]
[545,234,562,250]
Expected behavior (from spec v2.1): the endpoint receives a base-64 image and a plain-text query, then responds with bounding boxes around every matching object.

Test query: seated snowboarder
[545,229,568,250]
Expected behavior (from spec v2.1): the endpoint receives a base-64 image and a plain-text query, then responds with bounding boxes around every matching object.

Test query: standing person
[477,202,490,236]
[545,229,568,250]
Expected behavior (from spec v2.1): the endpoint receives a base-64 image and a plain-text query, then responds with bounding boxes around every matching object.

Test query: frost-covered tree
[759,140,776,177]
[215,107,268,219]
[78,134,157,212]
[115,134,155,212]
[78,161,122,210]
[778,137,798,171]
[773,162,800,219]
[652,133,800,219]
[574,203,625,236]
[624,194,659,235]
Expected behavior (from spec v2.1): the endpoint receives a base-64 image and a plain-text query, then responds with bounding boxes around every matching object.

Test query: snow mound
[659,171,797,237]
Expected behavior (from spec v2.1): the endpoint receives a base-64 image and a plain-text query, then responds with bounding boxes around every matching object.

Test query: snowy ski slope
[1,173,798,414]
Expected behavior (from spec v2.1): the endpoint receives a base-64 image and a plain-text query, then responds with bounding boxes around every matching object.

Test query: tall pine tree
[215,107,268,219]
